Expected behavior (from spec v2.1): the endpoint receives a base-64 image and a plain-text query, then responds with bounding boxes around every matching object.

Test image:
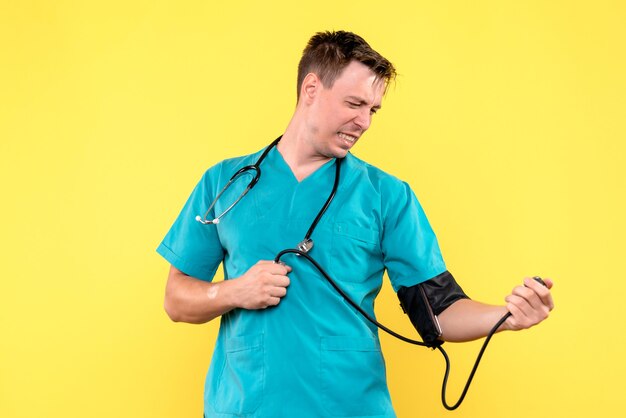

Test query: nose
[354,108,372,131]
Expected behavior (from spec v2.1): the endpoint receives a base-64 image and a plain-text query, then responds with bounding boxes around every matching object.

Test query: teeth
[338,132,357,143]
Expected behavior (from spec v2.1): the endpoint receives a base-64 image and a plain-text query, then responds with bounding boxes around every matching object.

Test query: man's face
[306,60,385,159]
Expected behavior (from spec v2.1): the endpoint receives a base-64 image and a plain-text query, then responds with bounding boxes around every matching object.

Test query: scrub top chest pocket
[330,222,383,283]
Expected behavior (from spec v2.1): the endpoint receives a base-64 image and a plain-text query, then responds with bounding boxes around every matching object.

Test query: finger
[257,259,291,268]
[506,293,538,319]
[269,275,290,288]
[524,277,548,294]
[505,294,530,310]
[269,286,287,298]
[523,277,554,311]
[506,293,550,325]
[264,262,292,275]
[511,285,543,310]
[265,296,281,307]
[505,301,530,330]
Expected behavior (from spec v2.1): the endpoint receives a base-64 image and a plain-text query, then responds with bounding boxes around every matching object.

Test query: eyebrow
[346,96,382,111]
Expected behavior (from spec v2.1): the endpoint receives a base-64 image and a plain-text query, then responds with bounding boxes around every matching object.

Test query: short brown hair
[297,31,396,100]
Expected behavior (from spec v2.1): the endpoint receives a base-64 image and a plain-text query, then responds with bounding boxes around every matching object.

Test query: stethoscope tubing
[274,248,511,411]
[197,136,281,224]
[199,135,512,410]
[304,160,341,241]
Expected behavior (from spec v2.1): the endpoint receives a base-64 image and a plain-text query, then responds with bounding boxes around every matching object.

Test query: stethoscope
[196,135,342,254]
[195,136,540,410]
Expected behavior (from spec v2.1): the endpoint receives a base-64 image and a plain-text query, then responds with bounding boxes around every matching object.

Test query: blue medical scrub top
[157,145,447,418]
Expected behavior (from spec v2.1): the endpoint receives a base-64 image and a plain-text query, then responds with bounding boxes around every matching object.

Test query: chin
[329,148,350,159]
[332,143,355,158]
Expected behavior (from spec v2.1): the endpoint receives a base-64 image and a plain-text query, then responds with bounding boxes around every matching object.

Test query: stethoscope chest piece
[297,238,314,253]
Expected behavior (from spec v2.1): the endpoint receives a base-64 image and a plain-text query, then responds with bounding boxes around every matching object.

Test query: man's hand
[503,277,554,331]
[232,260,292,310]
[164,260,291,324]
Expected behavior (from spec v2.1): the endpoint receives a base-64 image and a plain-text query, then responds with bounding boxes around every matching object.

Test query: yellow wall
[2,1,625,417]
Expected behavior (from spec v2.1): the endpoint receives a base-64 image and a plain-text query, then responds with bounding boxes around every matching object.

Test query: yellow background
[1,1,625,417]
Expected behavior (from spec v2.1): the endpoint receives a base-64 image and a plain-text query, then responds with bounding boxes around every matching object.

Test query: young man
[158,31,554,418]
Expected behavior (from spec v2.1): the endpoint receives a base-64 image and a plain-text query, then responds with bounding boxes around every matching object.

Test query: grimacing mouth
[338,132,358,143]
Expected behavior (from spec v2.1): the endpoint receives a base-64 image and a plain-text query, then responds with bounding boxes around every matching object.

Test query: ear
[300,72,321,103]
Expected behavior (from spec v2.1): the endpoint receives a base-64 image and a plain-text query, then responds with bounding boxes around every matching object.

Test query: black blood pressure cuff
[397,271,470,348]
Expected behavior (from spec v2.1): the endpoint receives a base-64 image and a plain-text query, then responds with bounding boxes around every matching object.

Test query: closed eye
[345,96,381,114]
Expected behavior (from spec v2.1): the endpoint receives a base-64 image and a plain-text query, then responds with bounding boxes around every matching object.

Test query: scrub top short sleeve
[380,178,447,291]
[157,168,225,281]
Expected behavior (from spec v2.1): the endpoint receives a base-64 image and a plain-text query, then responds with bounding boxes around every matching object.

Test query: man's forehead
[336,61,381,83]
[331,62,384,95]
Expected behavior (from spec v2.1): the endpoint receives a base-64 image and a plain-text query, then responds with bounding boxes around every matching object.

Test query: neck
[277,119,332,182]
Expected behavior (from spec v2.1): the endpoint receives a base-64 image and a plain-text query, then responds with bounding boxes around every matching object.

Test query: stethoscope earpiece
[195,215,219,225]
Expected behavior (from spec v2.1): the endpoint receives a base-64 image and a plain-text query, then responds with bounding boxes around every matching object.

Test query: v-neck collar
[268,145,337,185]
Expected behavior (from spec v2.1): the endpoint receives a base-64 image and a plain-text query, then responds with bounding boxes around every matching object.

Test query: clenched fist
[231,260,292,310]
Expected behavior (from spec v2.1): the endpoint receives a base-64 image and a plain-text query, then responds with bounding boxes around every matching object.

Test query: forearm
[437,299,509,342]
[163,261,292,324]
[164,266,237,324]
